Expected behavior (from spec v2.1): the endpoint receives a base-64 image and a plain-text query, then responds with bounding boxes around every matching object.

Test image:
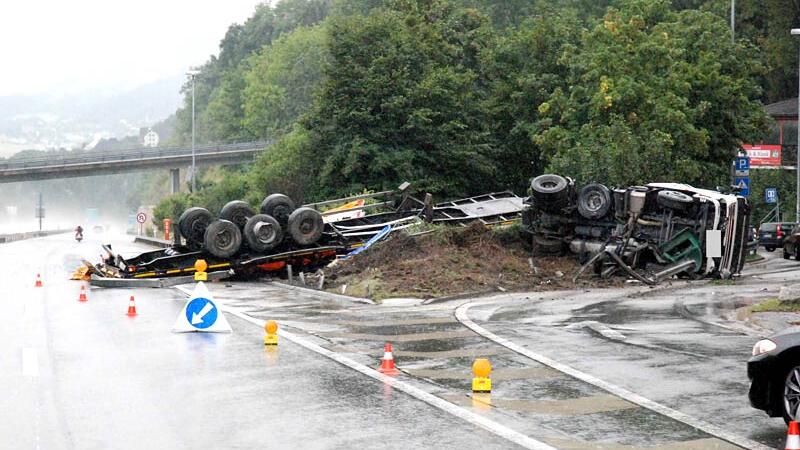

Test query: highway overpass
[0,141,270,192]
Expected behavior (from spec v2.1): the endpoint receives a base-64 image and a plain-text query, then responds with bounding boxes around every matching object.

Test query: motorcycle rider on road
[75,225,84,241]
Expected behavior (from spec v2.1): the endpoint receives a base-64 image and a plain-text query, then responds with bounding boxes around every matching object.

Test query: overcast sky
[0,0,265,97]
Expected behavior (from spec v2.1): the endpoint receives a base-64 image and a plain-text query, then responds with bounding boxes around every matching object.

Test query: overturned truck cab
[523,175,750,283]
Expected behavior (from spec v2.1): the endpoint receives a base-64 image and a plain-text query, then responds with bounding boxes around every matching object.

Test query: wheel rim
[299,217,315,235]
[216,229,233,249]
[586,192,603,212]
[253,221,276,244]
[784,366,800,420]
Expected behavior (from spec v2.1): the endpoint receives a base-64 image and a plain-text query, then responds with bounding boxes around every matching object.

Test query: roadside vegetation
[150,0,797,227]
[750,298,800,313]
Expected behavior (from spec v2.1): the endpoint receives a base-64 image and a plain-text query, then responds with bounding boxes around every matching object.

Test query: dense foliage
[152,0,795,225]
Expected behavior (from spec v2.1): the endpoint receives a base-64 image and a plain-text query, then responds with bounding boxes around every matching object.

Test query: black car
[748,327,800,423]
[759,222,796,252]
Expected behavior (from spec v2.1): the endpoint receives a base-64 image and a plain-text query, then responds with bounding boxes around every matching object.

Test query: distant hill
[0,75,183,156]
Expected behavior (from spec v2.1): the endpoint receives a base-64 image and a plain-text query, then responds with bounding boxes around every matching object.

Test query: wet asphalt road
[0,233,517,449]
[4,233,797,449]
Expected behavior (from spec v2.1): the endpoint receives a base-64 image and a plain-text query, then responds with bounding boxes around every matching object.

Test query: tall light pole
[187,69,200,193]
[793,29,800,221]
[730,0,735,42]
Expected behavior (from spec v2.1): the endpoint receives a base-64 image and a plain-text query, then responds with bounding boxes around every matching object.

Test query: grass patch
[746,253,765,263]
[751,298,800,313]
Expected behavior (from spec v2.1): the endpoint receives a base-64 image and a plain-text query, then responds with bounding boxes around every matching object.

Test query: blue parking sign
[765,187,778,204]
[735,156,750,172]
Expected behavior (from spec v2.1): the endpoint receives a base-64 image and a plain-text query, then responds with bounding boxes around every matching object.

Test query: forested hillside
[154,0,799,225]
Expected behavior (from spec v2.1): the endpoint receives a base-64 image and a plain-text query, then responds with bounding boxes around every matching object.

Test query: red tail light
[778,225,784,238]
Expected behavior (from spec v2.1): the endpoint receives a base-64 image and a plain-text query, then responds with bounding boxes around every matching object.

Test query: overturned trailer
[84,184,526,286]
[523,175,750,283]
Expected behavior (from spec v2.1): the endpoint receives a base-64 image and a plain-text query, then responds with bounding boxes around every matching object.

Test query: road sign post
[733,156,750,197]
[136,212,147,236]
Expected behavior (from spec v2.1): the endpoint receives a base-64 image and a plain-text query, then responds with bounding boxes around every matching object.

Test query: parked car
[784,225,800,260]
[748,328,800,423]
[759,222,795,252]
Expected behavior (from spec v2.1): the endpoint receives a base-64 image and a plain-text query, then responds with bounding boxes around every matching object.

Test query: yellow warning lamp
[264,320,279,346]
[472,358,492,393]
[194,259,208,281]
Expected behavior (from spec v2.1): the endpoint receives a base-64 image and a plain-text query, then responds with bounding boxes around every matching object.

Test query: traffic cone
[34,273,42,287]
[786,421,800,450]
[378,342,399,375]
[126,296,137,316]
[78,285,87,302]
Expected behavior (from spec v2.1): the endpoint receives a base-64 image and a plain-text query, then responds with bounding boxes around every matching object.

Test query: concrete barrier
[0,229,71,244]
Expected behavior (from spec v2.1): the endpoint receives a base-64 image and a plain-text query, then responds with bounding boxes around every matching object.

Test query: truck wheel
[784,248,791,259]
[244,214,283,253]
[532,235,563,256]
[178,207,213,248]
[260,194,296,227]
[577,183,612,219]
[531,174,569,212]
[220,200,255,229]
[656,190,694,213]
[287,207,324,246]
[204,219,242,258]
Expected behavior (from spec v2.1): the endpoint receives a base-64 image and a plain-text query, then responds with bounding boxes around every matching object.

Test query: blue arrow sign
[734,177,750,197]
[765,187,778,204]
[185,297,218,329]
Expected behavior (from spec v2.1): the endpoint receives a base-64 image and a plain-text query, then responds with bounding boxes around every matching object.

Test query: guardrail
[0,141,271,171]
[0,229,71,244]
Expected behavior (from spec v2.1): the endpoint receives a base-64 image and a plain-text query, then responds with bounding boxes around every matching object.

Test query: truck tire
[656,190,694,213]
[531,174,569,212]
[178,207,213,249]
[532,235,563,256]
[204,219,242,258]
[577,183,612,220]
[220,200,255,229]
[244,214,283,253]
[287,207,324,246]
[260,194,296,227]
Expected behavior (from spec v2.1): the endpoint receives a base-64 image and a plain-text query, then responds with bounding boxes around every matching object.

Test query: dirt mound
[325,222,590,300]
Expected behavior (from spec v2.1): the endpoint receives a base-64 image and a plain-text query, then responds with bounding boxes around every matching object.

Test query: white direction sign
[172,282,232,333]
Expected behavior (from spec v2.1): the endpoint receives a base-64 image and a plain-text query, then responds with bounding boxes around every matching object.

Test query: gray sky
[0,0,265,96]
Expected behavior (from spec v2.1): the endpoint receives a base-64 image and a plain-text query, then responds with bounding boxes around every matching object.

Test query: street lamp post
[792,29,800,221]
[731,0,735,42]
[187,69,200,193]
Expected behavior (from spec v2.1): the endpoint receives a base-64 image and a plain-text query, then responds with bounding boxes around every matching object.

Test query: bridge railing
[0,141,270,171]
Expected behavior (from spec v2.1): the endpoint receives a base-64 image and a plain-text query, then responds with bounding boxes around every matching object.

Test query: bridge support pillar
[170,168,180,194]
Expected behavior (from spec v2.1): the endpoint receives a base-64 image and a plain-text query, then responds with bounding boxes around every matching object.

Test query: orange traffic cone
[34,273,43,287]
[126,296,137,316]
[787,421,800,450]
[78,285,87,302]
[378,342,399,375]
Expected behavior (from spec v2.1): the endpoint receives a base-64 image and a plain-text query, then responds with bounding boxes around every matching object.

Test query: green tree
[306,0,496,198]
[480,14,580,192]
[242,25,329,137]
[535,0,770,188]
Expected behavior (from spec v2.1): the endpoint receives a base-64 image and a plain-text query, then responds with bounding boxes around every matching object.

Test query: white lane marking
[173,286,554,450]
[455,301,771,450]
[22,348,38,377]
[227,308,556,450]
